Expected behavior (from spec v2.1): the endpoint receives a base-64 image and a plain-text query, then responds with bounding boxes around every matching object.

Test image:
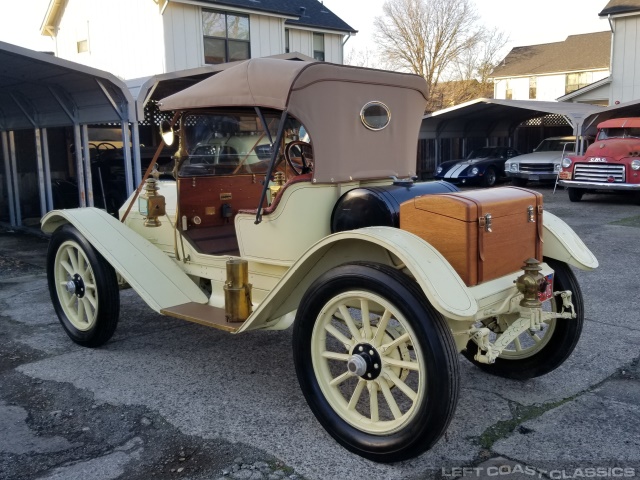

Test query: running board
[161,303,243,333]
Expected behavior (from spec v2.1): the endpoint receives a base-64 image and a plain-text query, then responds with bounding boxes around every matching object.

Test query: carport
[580,97,640,135]
[0,40,137,227]
[421,98,602,169]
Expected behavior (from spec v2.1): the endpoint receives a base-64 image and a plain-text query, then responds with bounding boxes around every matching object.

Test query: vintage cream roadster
[41,58,598,462]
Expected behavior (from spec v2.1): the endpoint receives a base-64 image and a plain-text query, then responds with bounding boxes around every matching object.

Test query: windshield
[467,147,500,159]
[535,139,575,152]
[597,127,640,140]
[178,110,302,176]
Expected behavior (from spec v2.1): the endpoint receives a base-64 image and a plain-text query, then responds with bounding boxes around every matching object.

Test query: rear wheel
[462,258,583,380]
[568,188,584,202]
[293,263,459,462]
[482,167,497,188]
[47,224,120,347]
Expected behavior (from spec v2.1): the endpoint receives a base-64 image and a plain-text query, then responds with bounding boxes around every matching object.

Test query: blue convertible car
[434,146,520,187]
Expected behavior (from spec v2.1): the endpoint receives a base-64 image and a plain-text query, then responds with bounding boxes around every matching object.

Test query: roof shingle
[193,0,356,33]
[491,32,611,78]
[599,0,640,17]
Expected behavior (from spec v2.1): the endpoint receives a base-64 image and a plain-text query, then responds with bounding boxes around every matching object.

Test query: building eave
[40,0,67,37]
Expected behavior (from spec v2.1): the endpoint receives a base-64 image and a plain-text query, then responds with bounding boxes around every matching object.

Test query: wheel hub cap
[68,273,86,298]
[348,343,382,380]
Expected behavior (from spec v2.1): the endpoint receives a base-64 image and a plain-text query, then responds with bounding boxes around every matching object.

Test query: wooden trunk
[400,187,543,286]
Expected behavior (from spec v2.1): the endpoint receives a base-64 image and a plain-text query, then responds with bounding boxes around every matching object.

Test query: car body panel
[542,211,599,270]
[41,207,208,312]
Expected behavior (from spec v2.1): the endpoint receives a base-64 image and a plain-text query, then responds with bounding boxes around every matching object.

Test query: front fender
[238,227,478,332]
[543,211,598,270]
[41,208,208,312]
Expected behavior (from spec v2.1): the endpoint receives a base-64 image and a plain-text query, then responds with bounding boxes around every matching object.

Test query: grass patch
[477,396,577,449]
[609,215,640,228]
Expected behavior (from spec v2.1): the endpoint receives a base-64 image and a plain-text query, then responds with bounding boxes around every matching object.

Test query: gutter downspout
[161,0,170,15]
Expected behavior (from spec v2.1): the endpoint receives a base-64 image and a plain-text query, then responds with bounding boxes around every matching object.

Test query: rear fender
[238,226,478,332]
[41,208,208,312]
[543,211,598,270]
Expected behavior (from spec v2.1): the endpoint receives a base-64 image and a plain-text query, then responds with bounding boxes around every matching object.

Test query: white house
[40,0,356,79]
[599,0,640,104]
[491,32,611,105]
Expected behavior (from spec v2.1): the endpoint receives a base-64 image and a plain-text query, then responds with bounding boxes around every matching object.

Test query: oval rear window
[361,101,390,131]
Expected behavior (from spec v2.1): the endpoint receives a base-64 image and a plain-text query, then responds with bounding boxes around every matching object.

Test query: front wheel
[293,263,459,462]
[47,224,120,347]
[462,258,583,380]
[568,188,584,202]
[482,167,497,188]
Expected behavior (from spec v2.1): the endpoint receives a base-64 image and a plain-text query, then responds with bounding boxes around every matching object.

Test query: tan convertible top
[159,58,429,183]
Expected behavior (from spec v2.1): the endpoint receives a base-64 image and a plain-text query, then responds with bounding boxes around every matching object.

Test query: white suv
[505,136,576,186]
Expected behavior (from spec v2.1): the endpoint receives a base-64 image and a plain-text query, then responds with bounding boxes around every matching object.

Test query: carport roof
[421,98,603,139]
[126,52,316,119]
[0,40,135,131]
[581,98,640,134]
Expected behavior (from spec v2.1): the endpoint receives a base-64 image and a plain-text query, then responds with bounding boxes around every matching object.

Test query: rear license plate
[529,175,540,181]
[538,273,554,302]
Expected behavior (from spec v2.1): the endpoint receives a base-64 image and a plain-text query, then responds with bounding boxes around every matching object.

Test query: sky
[0,0,611,58]
[322,0,610,60]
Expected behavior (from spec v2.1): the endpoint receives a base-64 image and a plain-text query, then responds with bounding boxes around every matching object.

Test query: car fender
[543,211,598,270]
[41,208,208,312]
[238,226,478,333]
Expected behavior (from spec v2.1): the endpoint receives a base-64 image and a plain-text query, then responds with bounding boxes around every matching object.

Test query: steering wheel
[97,142,117,151]
[284,141,313,176]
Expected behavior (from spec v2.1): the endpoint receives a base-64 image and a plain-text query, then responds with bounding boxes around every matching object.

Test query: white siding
[53,0,165,79]
[494,70,610,101]
[250,15,285,58]
[163,2,203,72]
[286,29,343,63]
[610,15,640,103]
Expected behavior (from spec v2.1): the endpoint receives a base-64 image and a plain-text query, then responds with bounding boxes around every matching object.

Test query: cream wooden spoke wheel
[293,263,459,463]
[310,290,424,434]
[463,258,584,380]
[47,225,120,347]
[54,240,99,331]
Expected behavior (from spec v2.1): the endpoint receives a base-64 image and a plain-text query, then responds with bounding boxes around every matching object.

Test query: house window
[566,71,593,94]
[313,33,324,61]
[529,77,537,99]
[202,9,250,64]
[505,79,512,100]
[285,29,290,53]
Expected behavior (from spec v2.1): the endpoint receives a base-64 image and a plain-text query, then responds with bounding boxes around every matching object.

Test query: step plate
[161,302,241,333]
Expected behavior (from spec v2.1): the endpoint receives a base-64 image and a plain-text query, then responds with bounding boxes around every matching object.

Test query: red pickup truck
[558,117,640,202]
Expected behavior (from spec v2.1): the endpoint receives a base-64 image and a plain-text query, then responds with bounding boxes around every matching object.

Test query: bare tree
[374,0,504,109]
[344,46,381,69]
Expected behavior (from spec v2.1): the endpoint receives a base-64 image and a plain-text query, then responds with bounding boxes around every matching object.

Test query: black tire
[482,167,497,188]
[512,178,528,187]
[568,188,584,202]
[292,262,459,462]
[462,258,583,380]
[47,224,120,347]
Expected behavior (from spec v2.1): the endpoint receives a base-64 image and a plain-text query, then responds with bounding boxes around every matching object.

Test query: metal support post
[121,123,134,194]
[73,123,86,207]
[1,131,17,225]
[131,121,143,187]
[34,129,47,217]
[42,128,54,210]
[8,131,22,226]
[81,124,94,207]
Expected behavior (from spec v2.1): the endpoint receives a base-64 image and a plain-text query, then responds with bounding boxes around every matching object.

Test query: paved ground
[1,185,639,480]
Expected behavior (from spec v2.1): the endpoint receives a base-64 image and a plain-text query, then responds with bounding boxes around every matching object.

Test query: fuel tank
[331,180,459,233]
